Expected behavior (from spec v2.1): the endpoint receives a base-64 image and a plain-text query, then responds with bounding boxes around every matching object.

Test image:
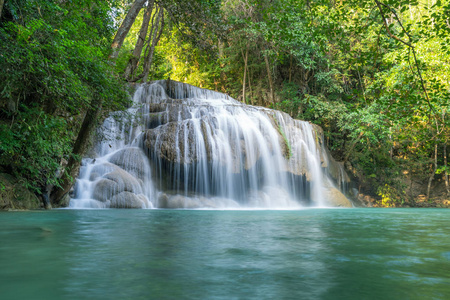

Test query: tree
[110,0,147,60]
[123,1,154,80]
[0,0,4,19]
[0,0,128,206]
[133,3,165,82]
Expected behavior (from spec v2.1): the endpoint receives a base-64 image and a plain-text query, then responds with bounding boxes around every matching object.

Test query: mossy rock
[0,173,40,210]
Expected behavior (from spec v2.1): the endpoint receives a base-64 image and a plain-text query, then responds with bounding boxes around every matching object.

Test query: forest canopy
[0,0,449,207]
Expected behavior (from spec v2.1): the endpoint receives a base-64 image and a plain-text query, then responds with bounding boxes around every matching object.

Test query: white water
[70,80,348,209]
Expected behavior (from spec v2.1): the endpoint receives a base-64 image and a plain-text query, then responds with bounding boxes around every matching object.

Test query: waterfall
[70,80,351,208]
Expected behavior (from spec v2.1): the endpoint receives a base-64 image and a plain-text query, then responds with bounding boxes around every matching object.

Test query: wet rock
[110,191,147,208]
[89,172,100,181]
[90,162,120,178]
[157,193,239,208]
[59,194,71,207]
[327,155,350,185]
[144,105,289,173]
[103,169,143,193]
[92,179,118,202]
[148,103,168,113]
[108,147,149,179]
[356,193,375,207]
[157,193,169,207]
[92,168,143,202]
[144,112,166,129]
[145,120,206,164]
[323,187,352,207]
[162,194,202,209]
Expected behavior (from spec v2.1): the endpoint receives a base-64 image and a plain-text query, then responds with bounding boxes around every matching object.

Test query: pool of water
[1,208,449,299]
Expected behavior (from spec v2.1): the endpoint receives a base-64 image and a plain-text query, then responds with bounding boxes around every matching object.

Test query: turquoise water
[0,208,449,299]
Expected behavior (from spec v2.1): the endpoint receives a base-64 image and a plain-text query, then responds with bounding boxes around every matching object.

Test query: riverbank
[0,173,41,210]
[2,171,449,210]
[356,193,450,208]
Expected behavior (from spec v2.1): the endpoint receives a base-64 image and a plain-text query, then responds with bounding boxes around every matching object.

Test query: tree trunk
[444,143,449,195]
[51,97,103,206]
[426,143,438,200]
[343,132,364,164]
[409,166,414,203]
[247,63,253,105]
[289,54,293,83]
[264,51,274,104]
[241,44,248,103]
[218,39,224,58]
[141,8,164,82]
[109,0,147,60]
[123,1,154,80]
[0,0,4,19]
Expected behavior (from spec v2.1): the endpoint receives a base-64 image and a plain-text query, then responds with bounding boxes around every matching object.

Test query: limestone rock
[143,104,287,172]
[92,178,118,202]
[108,147,149,179]
[104,169,143,193]
[157,193,239,209]
[58,193,71,207]
[157,193,169,207]
[160,194,203,209]
[110,191,147,208]
[323,187,352,207]
[326,155,350,185]
[90,162,120,178]
[92,168,143,202]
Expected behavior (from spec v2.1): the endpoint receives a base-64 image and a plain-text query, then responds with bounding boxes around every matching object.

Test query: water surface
[1,208,449,299]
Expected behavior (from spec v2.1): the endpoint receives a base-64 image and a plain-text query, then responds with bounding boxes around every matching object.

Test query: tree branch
[374,0,435,117]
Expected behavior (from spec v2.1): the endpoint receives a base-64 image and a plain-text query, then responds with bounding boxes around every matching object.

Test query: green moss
[277,122,293,159]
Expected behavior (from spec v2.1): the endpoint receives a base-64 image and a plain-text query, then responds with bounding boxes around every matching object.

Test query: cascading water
[70,80,351,209]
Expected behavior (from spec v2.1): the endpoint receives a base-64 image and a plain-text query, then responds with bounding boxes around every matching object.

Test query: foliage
[105,0,450,203]
[0,0,128,193]
[377,184,405,207]
[1,0,449,204]
[0,106,73,192]
[201,0,450,203]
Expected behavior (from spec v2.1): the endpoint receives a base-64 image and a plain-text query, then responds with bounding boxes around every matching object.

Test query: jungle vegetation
[0,0,449,207]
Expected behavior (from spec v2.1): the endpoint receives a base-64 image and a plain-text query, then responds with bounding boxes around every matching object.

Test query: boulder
[90,162,120,178]
[58,193,71,207]
[108,147,150,179]
[92,168,143,202]
[157,193,239,209]
[159,194,203,209]
[110,191,147,208]
[92,178,118,202]
[89,172,100,181]
[157,193,169,207]
[103,169,143,193]
[323,187,352,207]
